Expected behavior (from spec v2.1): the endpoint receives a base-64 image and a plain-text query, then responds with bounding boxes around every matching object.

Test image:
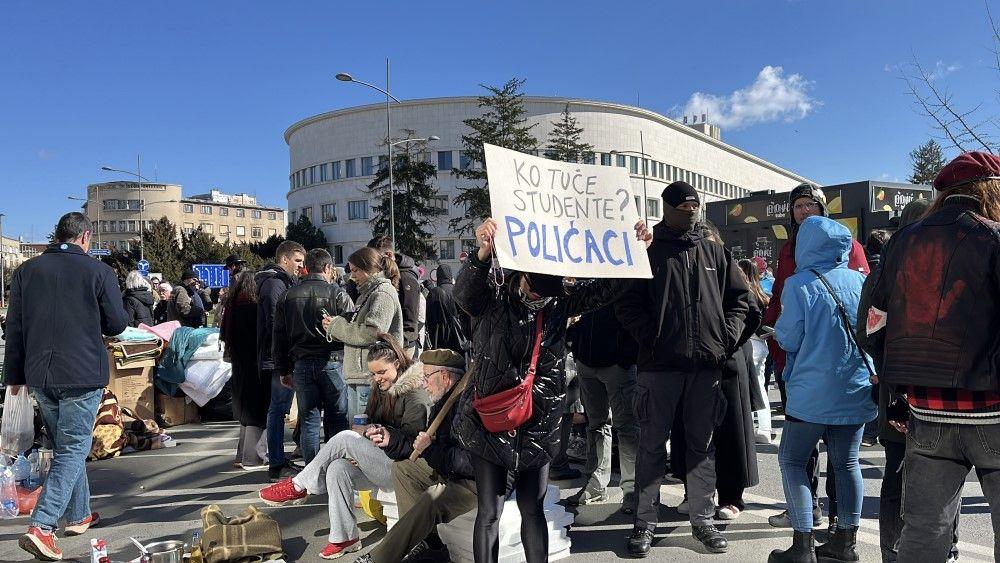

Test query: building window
[616,154,626,167]
[429,195,448,210]
[647,198,660,218]
[201,205,212,215]
[319,163,328,182]
[118,220,126,232]
[378,155,389,172]
[312,165,319,184]
[437,151,453,171]
[345,158,357,178]
[251,209,261,219]
[200,223,214,234]
[642,159,649,176]
[439,240,456,260]
[300,207,312,222]
[582,152,595,165]
[333,245,344,264]
[103,200,119,211]
[634,196,641,215]
[600,153,612,166]
[219,207,229,216]
[332,161,342,180]
[183,204,194,213]
[659,162,665,179]
[266,211,275,220]
[252,227,262,238]
[220,225,230,236]
[361,156,375,176]
[127,220,137,233]
[629,156,639,174]
[348,200,369,220]
[459,151,474,170]
[268,228,277,237]
[235,208,245,218]
[183,222,194,234]
[321,203,337,223]
[128,199,141,210]
[236,225,246,237]
[290,210,297,224]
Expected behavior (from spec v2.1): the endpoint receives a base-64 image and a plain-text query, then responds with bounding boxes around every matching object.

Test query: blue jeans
[346,383,371,421]
[293,358,349,464]
[30,387,104,531]
[779,420,864,532]
[266,370,295,469]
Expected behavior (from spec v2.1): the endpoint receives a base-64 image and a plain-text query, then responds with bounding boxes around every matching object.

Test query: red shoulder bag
[473,311,545,434]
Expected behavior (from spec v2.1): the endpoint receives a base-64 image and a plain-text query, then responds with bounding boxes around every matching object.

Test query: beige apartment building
[80,181,285,251]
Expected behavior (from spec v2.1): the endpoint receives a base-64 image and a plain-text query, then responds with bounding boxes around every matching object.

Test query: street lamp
[101,158,149,261]
[336,60,407,243]
[67,194,101,248]
[0,212,5,309]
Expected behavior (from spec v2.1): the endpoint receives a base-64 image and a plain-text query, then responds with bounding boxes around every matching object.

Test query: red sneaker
[64,512,100,536]
[259,477,307,506]
[319,538,360,559]
[19,527,63,561]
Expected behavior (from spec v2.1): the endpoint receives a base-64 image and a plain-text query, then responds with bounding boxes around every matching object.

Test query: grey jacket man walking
[4,212,129,561]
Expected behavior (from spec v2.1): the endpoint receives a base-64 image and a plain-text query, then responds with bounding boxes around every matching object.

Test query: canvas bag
[201,504,283,563]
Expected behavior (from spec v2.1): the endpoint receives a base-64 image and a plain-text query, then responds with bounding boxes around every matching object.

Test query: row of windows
[103,199,143,211]
[290,150,750,201]
[180,223,277,239]
[98,220,154,233]
[310,195,451,226]
[181,203,276,220]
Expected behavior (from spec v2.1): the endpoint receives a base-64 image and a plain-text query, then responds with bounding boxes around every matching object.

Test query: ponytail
[380,254,401,289]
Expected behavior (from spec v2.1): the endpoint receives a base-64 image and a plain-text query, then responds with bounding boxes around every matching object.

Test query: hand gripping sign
[484,143,652,279]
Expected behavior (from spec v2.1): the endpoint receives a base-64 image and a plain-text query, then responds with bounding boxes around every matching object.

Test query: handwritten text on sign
[485,143,652,279]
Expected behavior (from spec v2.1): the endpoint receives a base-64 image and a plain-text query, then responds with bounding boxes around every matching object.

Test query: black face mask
[524,273,565,298]
[662,204,698,233]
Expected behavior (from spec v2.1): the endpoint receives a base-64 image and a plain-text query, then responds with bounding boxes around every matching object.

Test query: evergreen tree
[245,235,282,263]
[545,103,594,163]
[285,215,328,250]
[141,217,185,282]
[100,249,137,284]
[367,133,447,260]
[179,229,228,268]
[450,77,539,235]
[909,139,947,184]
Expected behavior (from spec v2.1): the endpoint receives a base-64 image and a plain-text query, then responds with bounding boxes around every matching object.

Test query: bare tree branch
[912,59,995,153]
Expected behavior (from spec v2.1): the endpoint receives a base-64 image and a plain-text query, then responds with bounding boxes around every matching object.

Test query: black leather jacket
[870,196,1000,391]
[272,274,354,376]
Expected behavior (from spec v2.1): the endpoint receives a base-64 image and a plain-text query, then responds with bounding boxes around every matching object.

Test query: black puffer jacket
[383,385,474,480]
[396,253,423,349]
[451,253,630,471]
[568,304,637,370]
[426,264,466,354]
[123,288,155,327]
[616,222,750,372]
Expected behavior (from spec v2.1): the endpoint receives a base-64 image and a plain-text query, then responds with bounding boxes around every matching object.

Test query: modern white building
[285,96,813,268]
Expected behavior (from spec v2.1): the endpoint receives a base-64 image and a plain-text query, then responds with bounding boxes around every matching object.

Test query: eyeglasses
[423,368,447,380]
[793,202,820,212]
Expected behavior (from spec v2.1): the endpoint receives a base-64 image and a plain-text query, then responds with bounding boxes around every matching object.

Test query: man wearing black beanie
[616,180,750,557]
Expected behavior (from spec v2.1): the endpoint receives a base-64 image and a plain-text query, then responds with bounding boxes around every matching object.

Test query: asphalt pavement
[0,399,995,562]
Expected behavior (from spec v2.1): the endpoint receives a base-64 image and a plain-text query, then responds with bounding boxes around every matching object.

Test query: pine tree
[230,241,265,270]
[450,77,539,235]
[367,133,447,260]
[179,229,228,269]
[545,103,594,163]
[247,235,284,262]
[141,217,185,282]
[285,215,328,250]
[100,249,137,283]
[909,139,947,185]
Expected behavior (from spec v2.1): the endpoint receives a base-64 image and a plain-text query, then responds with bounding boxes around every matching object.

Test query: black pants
[472,455,549,563]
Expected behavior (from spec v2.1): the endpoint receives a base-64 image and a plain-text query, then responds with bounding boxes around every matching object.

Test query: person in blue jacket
[770,216,877,563]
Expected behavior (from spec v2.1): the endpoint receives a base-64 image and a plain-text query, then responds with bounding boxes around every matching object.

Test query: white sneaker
[716,505,741,520]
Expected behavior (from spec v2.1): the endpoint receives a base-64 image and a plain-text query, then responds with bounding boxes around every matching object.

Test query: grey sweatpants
[293,429,394,542]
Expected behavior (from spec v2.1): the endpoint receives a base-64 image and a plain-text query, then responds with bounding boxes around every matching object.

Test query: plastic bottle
[0,467,18,519]
[189,531,203,563]
[11,455,30,484]
[26,451,40,490]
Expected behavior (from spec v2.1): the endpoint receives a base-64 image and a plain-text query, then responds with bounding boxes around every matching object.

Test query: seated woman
[258,333,431,560]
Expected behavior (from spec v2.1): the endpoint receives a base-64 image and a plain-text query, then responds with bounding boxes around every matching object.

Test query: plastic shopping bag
[1,387,35,458]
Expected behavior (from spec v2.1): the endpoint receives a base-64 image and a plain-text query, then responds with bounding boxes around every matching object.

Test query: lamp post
[611,132,653,224]
[337,60,406,243]
[101,159,149,260]
[0,212,5,309]
[67,195,100,248]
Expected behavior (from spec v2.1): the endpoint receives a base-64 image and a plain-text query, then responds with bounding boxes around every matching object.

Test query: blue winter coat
[775,216,877,426]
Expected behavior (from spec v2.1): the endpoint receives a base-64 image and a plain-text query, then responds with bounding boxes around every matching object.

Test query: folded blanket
[156,327,219,396]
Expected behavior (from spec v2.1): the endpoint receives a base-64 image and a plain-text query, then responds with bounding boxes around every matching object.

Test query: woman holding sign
[451,217,650,563]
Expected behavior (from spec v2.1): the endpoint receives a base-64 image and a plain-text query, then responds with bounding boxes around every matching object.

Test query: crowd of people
[4,150,1000,562]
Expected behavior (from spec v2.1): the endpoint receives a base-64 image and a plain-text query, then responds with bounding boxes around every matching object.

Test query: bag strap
[525,310,545,381]
[809,269,878,381]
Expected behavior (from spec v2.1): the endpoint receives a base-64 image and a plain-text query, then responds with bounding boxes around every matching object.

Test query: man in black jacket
[567,303,640,513]
[425,263,466,354]
[257,239,306,481]
[6,213,129,561]
[359,349,474,563]
[616,181,750,557]
[273,248,354,464]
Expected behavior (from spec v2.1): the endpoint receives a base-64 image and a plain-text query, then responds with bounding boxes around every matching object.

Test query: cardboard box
[107,350,155,420]
[155,392,200,427]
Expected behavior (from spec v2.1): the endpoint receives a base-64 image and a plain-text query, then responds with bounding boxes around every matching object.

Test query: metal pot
[143,540,186,563]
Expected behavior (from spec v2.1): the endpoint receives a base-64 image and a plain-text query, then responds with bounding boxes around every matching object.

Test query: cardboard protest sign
[485,143,652,279]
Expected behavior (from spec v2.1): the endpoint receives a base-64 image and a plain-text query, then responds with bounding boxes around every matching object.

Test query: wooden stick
[408,363,473,461]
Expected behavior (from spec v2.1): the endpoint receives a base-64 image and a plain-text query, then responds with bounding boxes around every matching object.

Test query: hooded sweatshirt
[123,288,156,327]
[775,216,877,426]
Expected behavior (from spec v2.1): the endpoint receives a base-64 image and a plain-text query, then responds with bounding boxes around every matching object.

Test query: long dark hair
[349,247,401,289]
[365,332,413,423]
[738,259,770,307]
[227,271,258,306]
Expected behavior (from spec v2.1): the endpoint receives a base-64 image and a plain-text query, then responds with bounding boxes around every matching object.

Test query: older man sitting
[358,348,474,563]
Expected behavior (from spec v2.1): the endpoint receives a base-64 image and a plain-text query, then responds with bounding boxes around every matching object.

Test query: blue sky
[2,0,996,241]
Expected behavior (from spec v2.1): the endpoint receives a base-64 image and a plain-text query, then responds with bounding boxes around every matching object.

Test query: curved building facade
[285,96,812,268]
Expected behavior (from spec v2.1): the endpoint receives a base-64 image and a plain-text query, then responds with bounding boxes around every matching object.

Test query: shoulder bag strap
[810,269,878,382]
[525,310,545,381]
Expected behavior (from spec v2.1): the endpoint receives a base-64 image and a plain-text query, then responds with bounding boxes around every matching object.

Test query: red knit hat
[933,151,1000,190]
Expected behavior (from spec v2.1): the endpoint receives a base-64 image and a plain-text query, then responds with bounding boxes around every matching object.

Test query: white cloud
[37,149,55,160]
[677,66,818,129]
[927,60,961,81]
